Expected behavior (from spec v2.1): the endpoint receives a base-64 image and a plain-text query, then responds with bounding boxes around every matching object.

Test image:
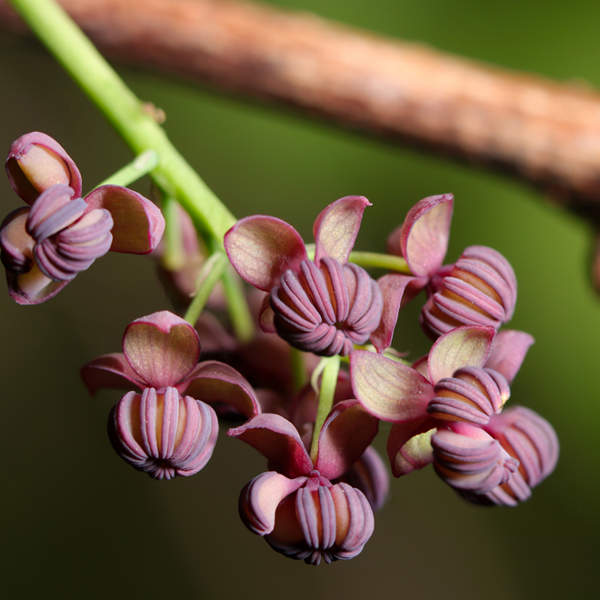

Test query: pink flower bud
[421,245,517,338]
[428,366,510,425]
[108,386,218,480]
[432,422,518,494]
[271,257,383,356]
[5,132,82,204]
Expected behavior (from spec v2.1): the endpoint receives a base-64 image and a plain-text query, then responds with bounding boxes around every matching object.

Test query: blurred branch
[3,0,600,277]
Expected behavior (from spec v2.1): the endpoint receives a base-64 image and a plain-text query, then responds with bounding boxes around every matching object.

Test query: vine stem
[94,150,159,189]
[160,194,185,271]
[9,0,236,242]
[309,355,341,463]
[348,251,411,273]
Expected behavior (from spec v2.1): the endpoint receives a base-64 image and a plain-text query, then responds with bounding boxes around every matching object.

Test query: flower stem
[310,355,341,463]
[94,150,159,189]
[10,0,236,242]
[348,251,411,273]
[290,348,307,392]
[183,252,228,325]
[221,266,254,343]
[161,194,186,271]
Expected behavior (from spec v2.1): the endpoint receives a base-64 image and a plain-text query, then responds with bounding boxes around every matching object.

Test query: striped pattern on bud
[270,257,383,356]
[267,481,374,565]
[421,245,517,338]
[428,367,510,425]
[432,422,518,494]
[109,387,218,480]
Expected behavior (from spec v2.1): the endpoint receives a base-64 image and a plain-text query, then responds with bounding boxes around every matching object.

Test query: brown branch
[3,0,600,213]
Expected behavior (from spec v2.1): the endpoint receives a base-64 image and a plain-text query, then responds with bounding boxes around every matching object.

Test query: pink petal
[6,262,69,305]
[228,413,313,478]
[122,311,201,388]
[182,360,260,419]
[84,185,165,253]
[5,131,82,204]
[1,207,34,272]
[370,274,414,352]
[350,350,433,422]
[81,352,144,396]
[387,194,453,277]
[313,196,371,264]
[427,325,495,384]
[258,294,276,332]
[224,215,307,291]
[486,330,534,383]
[239,471,307,535]
[315,400,379,480]
[387,419,436,477]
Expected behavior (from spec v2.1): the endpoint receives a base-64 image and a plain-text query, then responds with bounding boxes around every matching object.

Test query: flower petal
[81,352,144,396]
[427,325,495,384]
[387,194,453,277]
[182,360,260,419]
[1,207,34,272]
[486,330,534,383]
[228,413,313,477]
[84,185,165,253]
[6,262,69,305]
[387,419,436,477]
[350,350,433,422]
[313,196,371,264]
[123,311,201,387]
[224,215,307,291]
[315,400,379,480]
[239,471,307,536]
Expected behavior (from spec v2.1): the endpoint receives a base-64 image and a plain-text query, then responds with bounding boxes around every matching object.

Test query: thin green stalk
[348,251,411,273]
[94,150,158,188]
[310,355,341,462]
[221,266,254,343]
[11,0,235,242]
[161,194,185,271]
[290,348,307,391]
[183,252,228,325]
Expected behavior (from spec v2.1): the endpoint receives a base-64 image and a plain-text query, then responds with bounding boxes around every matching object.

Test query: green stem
[309,355,341,462]
[183,252,228,325]
[290,348,307,392]
[221,266,254,343]
[94,150,159,188]
[10,0,236,242]
[348,251,411,273]
[161,194,185,271]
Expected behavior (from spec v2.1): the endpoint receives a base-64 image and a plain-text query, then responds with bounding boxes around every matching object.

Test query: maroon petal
[84,185,164,253]
[6,262,69,305]
[239,471,307,535]
[350,350,433,422]
[387,418,436,477]
[182,360,260,419]
[315,400,379,480]
[224,215,307,291]
[122,311,201,388]
[5,131,82,204]
[313,196,371,264]
[486,330,534,383]
[81,352,144,396]
[387,194,453,277]
[228,413,313,478]
[427,325,495,384]
[1,207,34,273]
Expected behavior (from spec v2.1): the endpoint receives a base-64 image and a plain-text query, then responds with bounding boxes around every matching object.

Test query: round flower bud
[108,386,218,480]
[432,422,518,494]
[270,257,383,356]
[266,480,374,565]
[421,245,517,338]
[428,366,510,426]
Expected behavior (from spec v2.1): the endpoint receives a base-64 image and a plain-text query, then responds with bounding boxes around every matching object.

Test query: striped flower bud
[271,257,383,356]
[432,422,518,494]
[108,386,218,480]
[265,479,374,565]
[421,245,517,338]
[428,366,510,426]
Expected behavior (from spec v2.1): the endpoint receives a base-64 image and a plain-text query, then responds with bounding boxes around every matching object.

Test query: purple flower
[82,311,260,479]
[224,196,384,356]
[1,132,165,304]
[229,402,379,564]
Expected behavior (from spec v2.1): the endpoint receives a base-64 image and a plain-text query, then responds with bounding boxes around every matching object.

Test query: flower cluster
[1,132,164,304]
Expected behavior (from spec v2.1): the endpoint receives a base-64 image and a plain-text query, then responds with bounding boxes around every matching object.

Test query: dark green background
[1,1,598,598]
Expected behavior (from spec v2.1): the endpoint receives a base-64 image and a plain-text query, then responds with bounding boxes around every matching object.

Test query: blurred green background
[1,0,598,598]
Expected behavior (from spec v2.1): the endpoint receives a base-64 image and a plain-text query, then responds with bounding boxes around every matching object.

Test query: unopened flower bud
[421,245,517,338]
[5,132,82,203]
[271,257,383,356]
[428,366,510,425]
[108,386,218,480]
[432,422,518,494]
